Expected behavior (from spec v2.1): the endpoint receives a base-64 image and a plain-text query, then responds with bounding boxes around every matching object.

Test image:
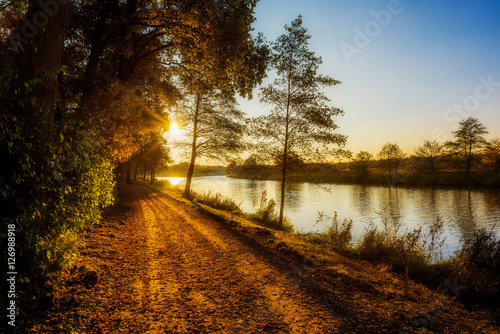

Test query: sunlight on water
[159,177,185,186]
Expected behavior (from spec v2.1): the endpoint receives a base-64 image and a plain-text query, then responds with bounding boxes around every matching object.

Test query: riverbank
[227,164,500,188]
[154,179,500,307]
[20,182,499,333]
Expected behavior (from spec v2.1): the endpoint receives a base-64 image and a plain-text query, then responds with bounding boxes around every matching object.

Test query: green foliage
[252,16,345,165]
[0,118,115,286]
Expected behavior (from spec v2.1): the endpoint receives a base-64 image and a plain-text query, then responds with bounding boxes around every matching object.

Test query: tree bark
[17,0,72,144]
[184,94,200,198]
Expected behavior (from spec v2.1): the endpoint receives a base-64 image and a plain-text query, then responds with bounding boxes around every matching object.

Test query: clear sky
[238,0,500,156]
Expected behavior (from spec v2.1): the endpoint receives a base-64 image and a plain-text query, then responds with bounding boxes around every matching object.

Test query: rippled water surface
[159,176,500,256]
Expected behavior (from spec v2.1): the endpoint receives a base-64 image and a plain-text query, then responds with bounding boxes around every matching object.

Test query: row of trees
[128,134,171,183]
[351,117,499,183]
[0,0,269,296]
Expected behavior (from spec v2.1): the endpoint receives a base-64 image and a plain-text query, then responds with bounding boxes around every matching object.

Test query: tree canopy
[445,117,488,178]
[250,16,346,229]
[0,0,268,295]
[378,143,405,175]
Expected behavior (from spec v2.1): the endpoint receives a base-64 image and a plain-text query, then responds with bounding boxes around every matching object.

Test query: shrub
[356,208,448,283]
[453,228,500,306]
[312,211,352,249]
[247,191,294,232]
[194,191,242,214]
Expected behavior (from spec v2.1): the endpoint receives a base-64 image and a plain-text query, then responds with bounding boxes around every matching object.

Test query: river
[158,175,500,257]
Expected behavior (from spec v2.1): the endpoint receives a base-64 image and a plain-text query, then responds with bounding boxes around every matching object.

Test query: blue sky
[239,0,500,156]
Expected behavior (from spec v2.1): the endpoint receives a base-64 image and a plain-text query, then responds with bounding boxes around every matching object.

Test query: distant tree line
[228,117,500,187]
[350,117,499,186]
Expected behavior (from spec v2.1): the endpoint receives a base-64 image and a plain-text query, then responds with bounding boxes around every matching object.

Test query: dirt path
[97,184,343,333]
[28,184,500,333]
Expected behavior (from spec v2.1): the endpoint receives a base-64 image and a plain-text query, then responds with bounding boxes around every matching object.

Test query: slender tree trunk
[278,69,292,230]
[184,94,200,198]
[278,155,287,230]
[134,162,138,181]
[126,161,132,183]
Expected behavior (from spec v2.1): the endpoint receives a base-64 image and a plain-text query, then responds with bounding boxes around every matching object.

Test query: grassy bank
[148,179,500,308]
[149,180,295,232]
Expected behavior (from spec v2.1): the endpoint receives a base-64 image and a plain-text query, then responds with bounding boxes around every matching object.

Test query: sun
[166,121,182,139]
[170,121,180,133]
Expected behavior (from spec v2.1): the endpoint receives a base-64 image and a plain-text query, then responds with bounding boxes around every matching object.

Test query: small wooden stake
[404,266,409,297]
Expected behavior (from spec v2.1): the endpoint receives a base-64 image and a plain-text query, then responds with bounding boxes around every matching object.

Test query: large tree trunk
[9,1,72,279]
[81,0,114,104]
[16,0,72,144]
[184,94,200,199]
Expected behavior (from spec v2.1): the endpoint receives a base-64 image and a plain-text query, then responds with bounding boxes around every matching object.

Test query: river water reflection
[159,176,500,257]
